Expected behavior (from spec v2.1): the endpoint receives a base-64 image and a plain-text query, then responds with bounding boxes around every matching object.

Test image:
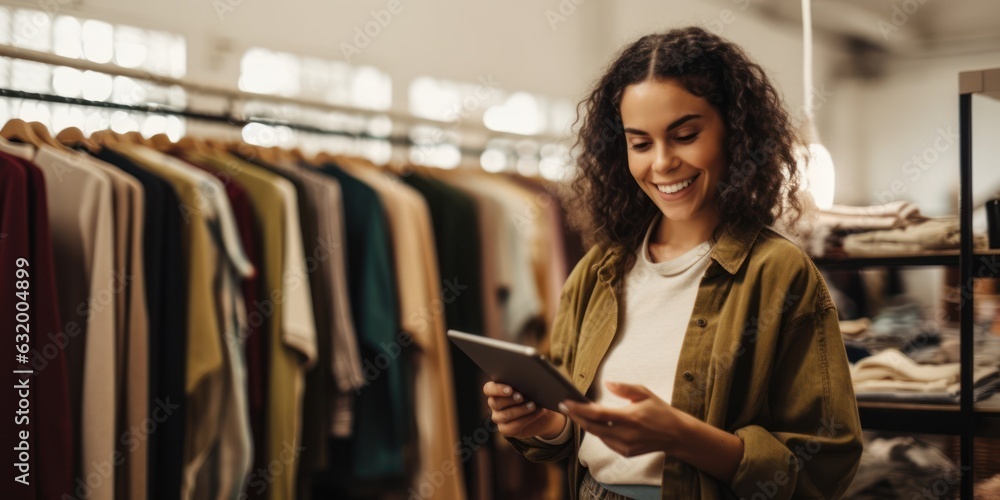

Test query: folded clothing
[841,299,936,352]
[852,348,1000,402]
[842,217,989,256]
[840,317,872,337]
[852,349,963,385]
[819,201,926,231]
[845,436,959,499]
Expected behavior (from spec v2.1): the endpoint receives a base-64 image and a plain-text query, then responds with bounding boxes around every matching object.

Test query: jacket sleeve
[727,303,864,499]
[503,247,601,463]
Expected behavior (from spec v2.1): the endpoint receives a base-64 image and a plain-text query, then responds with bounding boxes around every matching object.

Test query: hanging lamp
[798,0,836,210]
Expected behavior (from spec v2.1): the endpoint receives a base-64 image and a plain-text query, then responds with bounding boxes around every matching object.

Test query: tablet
[447,329,588,412]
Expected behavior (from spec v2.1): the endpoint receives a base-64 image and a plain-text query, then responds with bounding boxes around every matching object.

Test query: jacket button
[696,318,707,327]
[683,371,694,381]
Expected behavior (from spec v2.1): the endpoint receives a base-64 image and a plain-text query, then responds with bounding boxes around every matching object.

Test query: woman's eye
[676,132,699,142]
[630,142,651,151]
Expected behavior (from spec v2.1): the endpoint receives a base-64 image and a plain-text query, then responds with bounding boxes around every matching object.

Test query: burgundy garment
[0,153,35,498]
[227,168,267,482]
[179,154,268,489]
[0,153,37,499]
[17,154,74,500]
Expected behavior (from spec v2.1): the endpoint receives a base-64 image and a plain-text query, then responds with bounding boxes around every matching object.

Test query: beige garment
[337,157,466,500]
[852,348,963,385]
[426,168,540,340]
[272,162,364,436]
[496,175,557,340]
[89,158,150,500]
[500,175,566,341]
[0,136,35,159]
[33,145,117,500]
[842,217,990,256]
[818,201,926,231]
[426,169,505,341]
[271,171,319,367]
[839,318,872,337]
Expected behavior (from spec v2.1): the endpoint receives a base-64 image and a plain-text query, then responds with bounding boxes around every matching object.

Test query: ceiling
[746,0,1000,57]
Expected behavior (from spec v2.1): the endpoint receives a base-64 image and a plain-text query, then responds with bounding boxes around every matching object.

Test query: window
[409,76,574,175]
[238,47,392,162]
[0,6,187,139]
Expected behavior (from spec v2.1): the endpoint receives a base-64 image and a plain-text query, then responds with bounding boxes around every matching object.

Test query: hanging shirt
[336,157,466,500]
[93,148,188,500]
[186,151,317,500]
[88,155,151,500]
[32,144,117,500]
[316,162,406,482]
[2,151,76,500]
[112,145,228,500]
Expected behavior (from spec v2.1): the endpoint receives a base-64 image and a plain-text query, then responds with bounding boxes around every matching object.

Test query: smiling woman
[486,26,863,500]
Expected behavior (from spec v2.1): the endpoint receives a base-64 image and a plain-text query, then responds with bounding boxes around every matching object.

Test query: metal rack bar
[0,87,518,158]
[959,90,974,500]
[0,44,568,145]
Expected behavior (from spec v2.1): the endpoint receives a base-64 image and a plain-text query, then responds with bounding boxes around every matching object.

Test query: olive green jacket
[507,223,863,499]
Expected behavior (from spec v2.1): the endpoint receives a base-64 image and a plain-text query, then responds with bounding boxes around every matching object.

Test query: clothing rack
[0,44,568,158]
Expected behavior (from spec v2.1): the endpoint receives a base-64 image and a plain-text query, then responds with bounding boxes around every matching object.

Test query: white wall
[827,51,1000,216]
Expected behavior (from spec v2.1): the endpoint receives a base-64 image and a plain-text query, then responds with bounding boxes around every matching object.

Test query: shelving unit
[813,67,1000,499]
[814,251,1000,275]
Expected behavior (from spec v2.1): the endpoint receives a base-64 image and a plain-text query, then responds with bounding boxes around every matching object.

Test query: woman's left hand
[560,380,698,458]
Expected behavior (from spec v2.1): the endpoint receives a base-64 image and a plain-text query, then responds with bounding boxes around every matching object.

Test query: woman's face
[620,78,727,225]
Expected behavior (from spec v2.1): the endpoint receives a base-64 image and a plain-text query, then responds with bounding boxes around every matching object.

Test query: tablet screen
[447,329,588,412]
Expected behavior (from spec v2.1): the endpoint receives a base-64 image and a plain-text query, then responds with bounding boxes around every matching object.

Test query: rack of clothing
[0,51,585,500]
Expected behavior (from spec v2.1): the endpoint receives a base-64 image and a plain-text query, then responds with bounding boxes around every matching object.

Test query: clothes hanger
[55,126,100,153]
[310,150,340,168]
[29,122,74,151]
[287,147,306,163]
[89,129,120,147]
[148,133,175,152]
[122,131,151,146]
[176,135,212,154]
[204,137,229,151]
[0,118,45,147]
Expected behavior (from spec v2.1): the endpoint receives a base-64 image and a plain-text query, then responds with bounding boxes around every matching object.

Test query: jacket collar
[709,221,765,275]
[595,221,765,283]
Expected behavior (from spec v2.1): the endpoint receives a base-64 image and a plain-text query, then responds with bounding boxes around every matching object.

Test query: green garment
[318,162,410,481]
[507,223,863,500]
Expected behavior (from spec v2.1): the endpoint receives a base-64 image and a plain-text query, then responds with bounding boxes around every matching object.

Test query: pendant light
[798,0,836,210]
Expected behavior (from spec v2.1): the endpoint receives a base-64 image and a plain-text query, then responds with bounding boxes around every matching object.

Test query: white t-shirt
[541,217,714,487]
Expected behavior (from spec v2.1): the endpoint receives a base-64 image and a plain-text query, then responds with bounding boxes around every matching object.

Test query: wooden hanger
[176,135,212,154]
[148,133,175,152]
[310,150,339,168]
[0,118,44,147]
[122,131,150,146]
[287,147,306,164]
[29,122,73,151]
[56,127,100,153]
[90,129,120,147]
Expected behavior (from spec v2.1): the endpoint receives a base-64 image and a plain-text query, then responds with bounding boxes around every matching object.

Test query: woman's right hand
[484,381,568,440]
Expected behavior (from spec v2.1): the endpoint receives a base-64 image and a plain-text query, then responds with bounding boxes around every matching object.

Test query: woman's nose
[651,145,678,174]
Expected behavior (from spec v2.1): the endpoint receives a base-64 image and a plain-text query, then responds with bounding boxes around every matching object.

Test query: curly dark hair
[568,26,805,281]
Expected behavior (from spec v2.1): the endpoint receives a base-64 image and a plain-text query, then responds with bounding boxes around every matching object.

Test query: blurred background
[2,1,1000,499]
